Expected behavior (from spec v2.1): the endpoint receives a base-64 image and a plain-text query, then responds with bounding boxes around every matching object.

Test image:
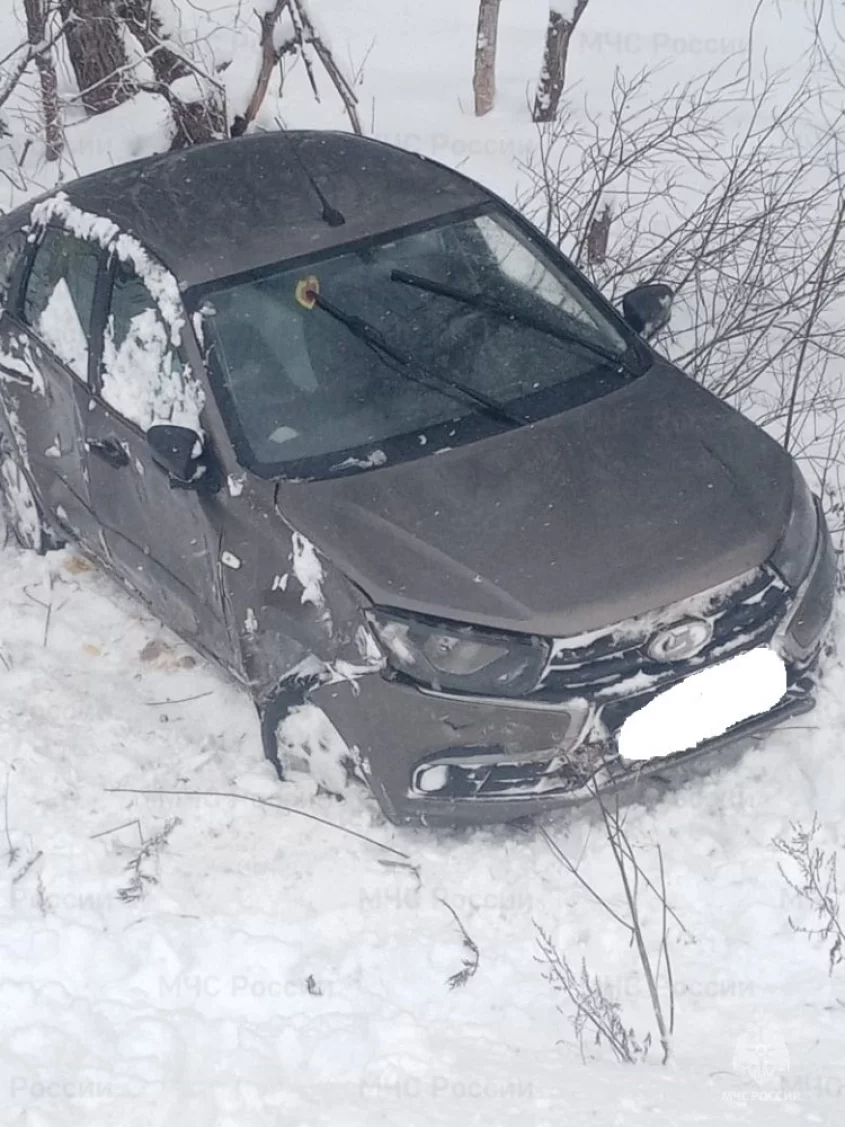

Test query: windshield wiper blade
[305,289,525,428]
[390,269,635,375]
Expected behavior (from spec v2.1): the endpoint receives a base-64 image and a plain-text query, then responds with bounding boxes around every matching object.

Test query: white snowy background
[2,1,845,1124]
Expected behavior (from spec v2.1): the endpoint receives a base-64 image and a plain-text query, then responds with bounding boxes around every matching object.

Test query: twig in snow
[36,873,51,915]
[11,849,42,884]
[22,576,62,646]
[539,824,631,932]
[774,814,845,975]
[439,897,480,989]
[378,857,422,889]
[42,598,53,647]
[89,818,143,843]
[540,823,690,936]
[594,791,672,1064]
[117,817,181,903]
[22,584,48,609]
[535,923,650,1064]
[3,767,19,866]
[655,844,675,1037]
[143,691,213,706]
[539,786,678,1065]
[105,786,410,861]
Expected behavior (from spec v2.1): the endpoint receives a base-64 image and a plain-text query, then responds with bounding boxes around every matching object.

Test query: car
[0,130,835,826]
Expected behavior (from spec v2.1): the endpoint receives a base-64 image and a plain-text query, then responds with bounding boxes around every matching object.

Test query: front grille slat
[535,568,789,705]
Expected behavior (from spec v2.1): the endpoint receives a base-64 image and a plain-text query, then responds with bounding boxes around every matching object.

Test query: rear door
[85,255,230,655]
[0,225,101,542]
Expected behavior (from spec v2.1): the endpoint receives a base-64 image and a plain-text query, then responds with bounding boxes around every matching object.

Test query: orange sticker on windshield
[296,275,320,309]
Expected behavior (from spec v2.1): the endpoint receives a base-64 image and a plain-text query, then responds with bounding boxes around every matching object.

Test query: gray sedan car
[0,131,835,825]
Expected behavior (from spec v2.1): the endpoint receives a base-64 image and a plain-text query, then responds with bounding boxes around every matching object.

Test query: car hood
[274,362,794,637]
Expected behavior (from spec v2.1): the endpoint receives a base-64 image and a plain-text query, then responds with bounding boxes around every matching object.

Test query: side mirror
[621,283,673,339]
[147,424,204,486]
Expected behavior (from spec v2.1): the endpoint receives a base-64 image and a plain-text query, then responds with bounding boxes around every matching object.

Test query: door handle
[87,437,130,469]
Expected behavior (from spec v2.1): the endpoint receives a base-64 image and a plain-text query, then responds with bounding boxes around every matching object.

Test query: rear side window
[0,231,25,308]
[23,228,100,381]
[101,262,203,433]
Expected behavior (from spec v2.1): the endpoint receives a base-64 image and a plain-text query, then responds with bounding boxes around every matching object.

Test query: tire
[0,439,63,554]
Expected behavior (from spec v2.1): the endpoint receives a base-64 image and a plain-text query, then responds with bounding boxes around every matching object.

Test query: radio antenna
[280,127,346,228]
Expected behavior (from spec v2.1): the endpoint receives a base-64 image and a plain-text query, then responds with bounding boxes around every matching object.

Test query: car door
[0,225,102,542]
[85,255,230,655]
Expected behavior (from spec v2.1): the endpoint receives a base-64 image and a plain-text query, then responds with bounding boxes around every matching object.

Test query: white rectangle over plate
[618,646,787,763]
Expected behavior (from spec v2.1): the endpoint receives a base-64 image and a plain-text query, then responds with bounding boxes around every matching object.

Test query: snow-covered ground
[3,551,844,1127]
[2,0,845,1124]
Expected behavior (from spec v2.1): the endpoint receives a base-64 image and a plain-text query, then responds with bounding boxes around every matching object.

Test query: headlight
[366,609,549,697]
[770,464,818,588]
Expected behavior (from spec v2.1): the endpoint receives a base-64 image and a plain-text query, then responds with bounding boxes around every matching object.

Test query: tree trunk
[23,0,63,160]
[473,0,501,116]
[168,94,226,149]
[586,204,612,266]
[115,0,190,85]
[62,0,137,115]
[116,0,225,147]
[532,0,589,123]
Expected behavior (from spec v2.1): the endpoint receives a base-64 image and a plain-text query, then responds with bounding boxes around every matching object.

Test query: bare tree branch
[234,0,360,137]
[0,8,69,124]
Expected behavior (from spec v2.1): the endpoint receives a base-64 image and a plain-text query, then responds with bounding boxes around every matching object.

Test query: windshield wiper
[390,269,635,375]
[304,289,525,428]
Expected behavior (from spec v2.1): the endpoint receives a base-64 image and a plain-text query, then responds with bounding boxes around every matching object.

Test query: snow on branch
[232,0,360,136]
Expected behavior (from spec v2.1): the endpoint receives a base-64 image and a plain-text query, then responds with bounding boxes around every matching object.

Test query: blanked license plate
[618,647,787,763]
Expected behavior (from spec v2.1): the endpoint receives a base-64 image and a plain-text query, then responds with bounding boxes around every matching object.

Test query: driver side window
[101,262,203,433]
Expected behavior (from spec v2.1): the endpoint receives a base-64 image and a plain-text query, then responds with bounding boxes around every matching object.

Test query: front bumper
[314,516,837,826]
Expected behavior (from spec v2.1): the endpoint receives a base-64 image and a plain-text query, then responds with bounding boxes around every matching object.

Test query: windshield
[199,207,636,476]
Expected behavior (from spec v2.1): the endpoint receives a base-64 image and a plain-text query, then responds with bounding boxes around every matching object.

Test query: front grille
[533,567,790,708]
[407,566,807,804]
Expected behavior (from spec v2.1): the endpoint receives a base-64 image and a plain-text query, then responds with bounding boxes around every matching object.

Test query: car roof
[0,131,489,289]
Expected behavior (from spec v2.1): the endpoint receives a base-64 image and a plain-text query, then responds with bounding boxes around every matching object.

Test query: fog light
[415,764,451,794]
